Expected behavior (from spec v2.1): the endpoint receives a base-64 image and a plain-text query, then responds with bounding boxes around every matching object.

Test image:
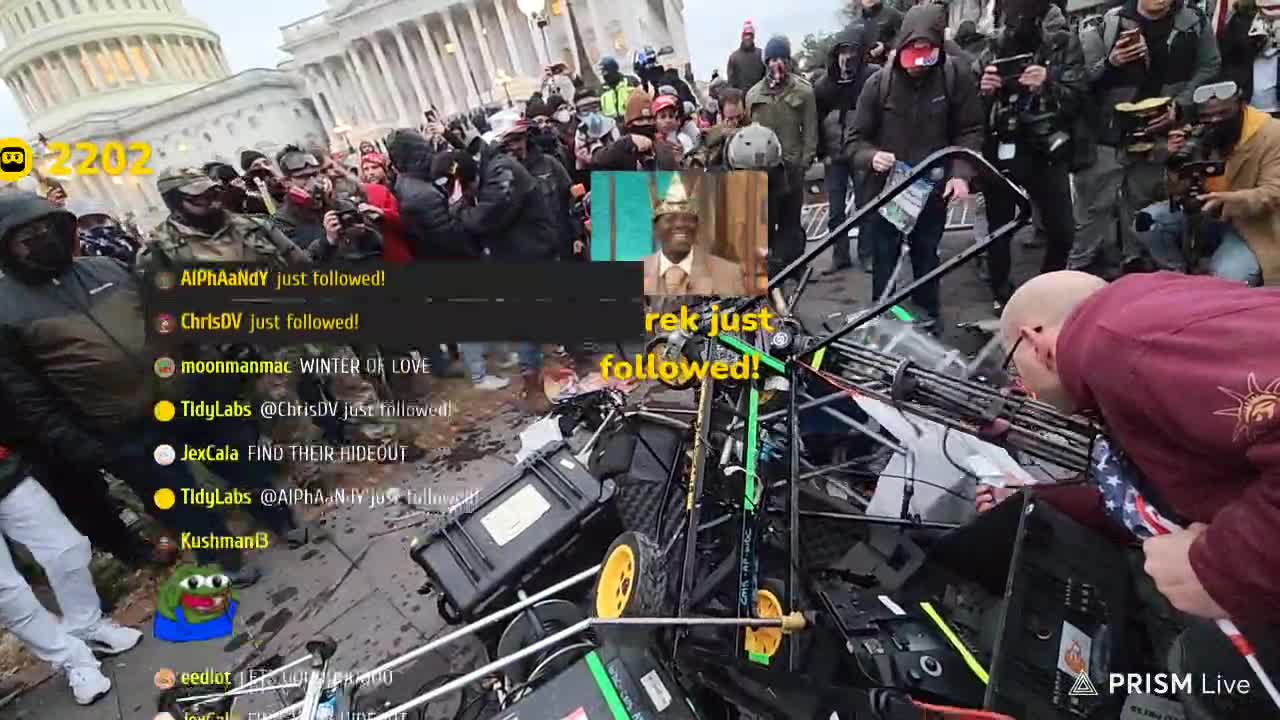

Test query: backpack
[877,54,963,140]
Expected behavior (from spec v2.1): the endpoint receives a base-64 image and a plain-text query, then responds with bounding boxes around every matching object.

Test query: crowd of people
[0,0,1276,709]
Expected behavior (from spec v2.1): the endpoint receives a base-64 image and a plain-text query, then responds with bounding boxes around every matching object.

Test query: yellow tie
[664,266,688,295]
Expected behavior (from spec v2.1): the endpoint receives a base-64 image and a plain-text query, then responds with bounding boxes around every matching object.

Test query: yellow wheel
[743,587,785,659]
[594,531,668,619]
[597,543,636,619]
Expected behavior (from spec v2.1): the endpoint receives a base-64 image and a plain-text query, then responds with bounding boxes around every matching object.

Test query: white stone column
[190,37,214,78]
[40,56,67,102]
[27,65,55,108]
[140,37,170,82]
[347,46,385,122]
[319,60,351,125]
[317,61,345,124]
[393,26,430,117]
[211,44,230,74]
[368,35,410,124]
[159,36,187,80]
[79,43,105,89]
[492,0,523,75]
[662,0,688,67]
[200,40,223,77]
[306,70,337,131]
[466,3,498,88]
[97,173,128,214]
[59,50,88,97]
[582,0,610,64]
[121,37,150,83]
[442,10,479,106]
[7,78,34,116]
[416,16,458,115]
[341,55,375,124]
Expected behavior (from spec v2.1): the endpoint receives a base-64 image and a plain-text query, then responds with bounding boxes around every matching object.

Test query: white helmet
[726,123,783,170]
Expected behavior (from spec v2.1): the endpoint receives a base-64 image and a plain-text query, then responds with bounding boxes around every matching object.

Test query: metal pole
[368,620,593,720]
[258,564,601,720]
[799,510,961,531]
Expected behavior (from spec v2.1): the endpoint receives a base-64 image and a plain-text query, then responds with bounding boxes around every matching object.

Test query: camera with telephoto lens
[988,53,1071,161]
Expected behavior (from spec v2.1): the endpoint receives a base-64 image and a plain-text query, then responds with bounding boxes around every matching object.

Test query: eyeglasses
[1001,325,1043,372]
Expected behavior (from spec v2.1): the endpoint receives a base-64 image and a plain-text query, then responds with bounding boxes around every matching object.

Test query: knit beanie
[240,150,267,172]
[624,90,654,126]
[526,97,550,119]
[764,36,791,63]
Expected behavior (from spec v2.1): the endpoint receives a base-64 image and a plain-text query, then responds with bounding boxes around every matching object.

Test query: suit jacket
[642,247,748,297]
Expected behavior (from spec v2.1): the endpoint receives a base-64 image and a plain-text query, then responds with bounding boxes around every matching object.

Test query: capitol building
[0,0,689,227]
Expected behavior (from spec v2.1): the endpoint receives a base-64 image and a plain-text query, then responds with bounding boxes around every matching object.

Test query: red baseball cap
[652,94,679,116]
[899,42,940,69]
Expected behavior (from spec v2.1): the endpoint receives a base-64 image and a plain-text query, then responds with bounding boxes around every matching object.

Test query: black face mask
[1205,109,1246,150]
[10,219,75,278]
[604,70,622,85]
[1001,16,1043,53]
[631,124,657,140]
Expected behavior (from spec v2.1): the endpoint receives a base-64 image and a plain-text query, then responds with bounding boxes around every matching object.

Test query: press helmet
[726,123,783,170]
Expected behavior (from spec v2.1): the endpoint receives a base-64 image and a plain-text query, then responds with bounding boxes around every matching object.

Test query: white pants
[0,477,101,669]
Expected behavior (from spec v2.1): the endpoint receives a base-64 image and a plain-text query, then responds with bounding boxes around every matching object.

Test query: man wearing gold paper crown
[642,174,747,297]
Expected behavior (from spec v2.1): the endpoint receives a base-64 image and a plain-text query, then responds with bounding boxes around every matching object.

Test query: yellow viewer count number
[43,141,153,177]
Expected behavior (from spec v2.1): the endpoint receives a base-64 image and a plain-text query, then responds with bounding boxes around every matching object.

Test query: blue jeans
[826,161,868,265]
[459,343,544,382]
[865,194,947,319]
[1136,201,1263,286]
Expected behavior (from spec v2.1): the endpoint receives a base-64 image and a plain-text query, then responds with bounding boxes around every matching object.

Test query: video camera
[1114,96,1173,154]
[1164,123,1227,214]
[988,53,1071,161]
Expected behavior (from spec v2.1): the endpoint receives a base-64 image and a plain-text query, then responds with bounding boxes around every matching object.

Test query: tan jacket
[1217,107,1280,285]
[643,247,747,297]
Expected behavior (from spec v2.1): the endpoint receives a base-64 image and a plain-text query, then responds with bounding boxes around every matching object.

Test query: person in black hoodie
[385,129,473,260]
[0,193,260,584]
[815,23,880,275]
[860,0,905,65]
[728,20,767,92]
[846,4,985,329]
[435,143,557,413]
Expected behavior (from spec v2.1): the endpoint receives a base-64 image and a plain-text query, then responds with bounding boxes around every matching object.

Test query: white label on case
[480,484,550,546]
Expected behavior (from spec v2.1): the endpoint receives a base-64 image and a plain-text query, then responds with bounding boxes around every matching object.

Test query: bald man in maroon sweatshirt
[982,271,1278,717]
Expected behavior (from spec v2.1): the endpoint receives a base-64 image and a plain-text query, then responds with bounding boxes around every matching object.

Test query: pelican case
[412,441,617,621]
[486,639,699,720]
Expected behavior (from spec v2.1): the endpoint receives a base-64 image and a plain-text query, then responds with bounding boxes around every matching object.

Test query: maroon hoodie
[1049,272,1280,624]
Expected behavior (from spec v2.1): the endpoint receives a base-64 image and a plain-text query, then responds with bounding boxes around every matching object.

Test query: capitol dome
[0,0,230,135]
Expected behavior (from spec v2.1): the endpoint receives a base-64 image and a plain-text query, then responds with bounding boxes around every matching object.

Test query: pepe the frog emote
[153,565,239,643]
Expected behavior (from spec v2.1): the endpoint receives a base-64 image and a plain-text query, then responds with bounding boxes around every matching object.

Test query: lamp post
[494,69,514,107]
[516,0,552,68]
[445,41,484,107]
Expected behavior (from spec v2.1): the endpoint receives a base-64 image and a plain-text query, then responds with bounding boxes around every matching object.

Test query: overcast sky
[0,0,846,137]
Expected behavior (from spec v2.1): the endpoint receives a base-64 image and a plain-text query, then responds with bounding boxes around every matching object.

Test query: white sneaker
[473,375,511,391]
[67,664,111,705]
[74,621,143,657]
